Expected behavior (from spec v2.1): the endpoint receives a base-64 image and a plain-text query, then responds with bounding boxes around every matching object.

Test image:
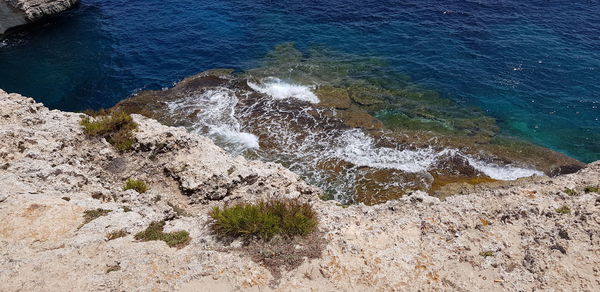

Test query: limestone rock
[0,0,79,34]
[1,88,599,291]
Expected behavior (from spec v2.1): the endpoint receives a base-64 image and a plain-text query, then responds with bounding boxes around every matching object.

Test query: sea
[0,0,598,165]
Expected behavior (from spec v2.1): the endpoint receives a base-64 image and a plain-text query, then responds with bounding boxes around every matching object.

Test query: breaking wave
[331,130,541,180]
[164,80,544,203]
[166,88,259,152]
[248,77,320,104]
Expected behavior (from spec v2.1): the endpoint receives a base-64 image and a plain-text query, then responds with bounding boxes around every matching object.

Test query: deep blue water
[0,0,598,162]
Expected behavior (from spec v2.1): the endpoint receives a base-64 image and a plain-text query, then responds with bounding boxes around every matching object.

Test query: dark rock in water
[0,0,79,35]
[432,154,480,177]
[353,168,430,205]
[315,86,352,109]
[549,164,585,177]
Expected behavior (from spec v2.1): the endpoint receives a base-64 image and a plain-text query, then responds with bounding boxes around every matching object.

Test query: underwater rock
[315,86,352,109]
[116,68,585,204]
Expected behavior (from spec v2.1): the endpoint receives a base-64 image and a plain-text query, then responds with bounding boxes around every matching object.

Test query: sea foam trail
[248,77,320,103]
[166,88,259,151]
[466,158,543,180]
[332,130,444,172]
[166,85,543,203]
[331,130,542,180]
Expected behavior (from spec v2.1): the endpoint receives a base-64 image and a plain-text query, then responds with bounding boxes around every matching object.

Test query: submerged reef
[115,43,583,205]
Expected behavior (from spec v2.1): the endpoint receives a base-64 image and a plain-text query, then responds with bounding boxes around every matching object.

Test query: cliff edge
[0,0,78,34]
[1,89,599,291]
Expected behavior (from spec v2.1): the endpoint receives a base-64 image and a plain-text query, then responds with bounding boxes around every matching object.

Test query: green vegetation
[106,229,128,240]
[80,110,138,151]
[479,251,495,257]
[319,192,335,201]
[121,206,132,212]
[83,208,112,224]
[123,178,148,193]
[61,197,71,201]
[134,221,191,248]
[563,188,578,196]
[584,186,599,193]
[556,205,571,214]
[209,199,318,240]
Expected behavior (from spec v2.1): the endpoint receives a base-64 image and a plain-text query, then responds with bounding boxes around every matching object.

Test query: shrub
[209,199,318,240]
[556,205,571,214]
[563,188,578,196]
[61,197,71,201]
[83,208,112,224]
[123,178,147,193]
[134,221,191,248]
[584,186,599,193]
[80,110,138,151]
[106,229,128,240]
[479,251,494,257]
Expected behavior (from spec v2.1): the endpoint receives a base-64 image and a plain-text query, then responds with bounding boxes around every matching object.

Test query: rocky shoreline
[115,69,585,205]
[1,89,599,291]
[0,0,78,35]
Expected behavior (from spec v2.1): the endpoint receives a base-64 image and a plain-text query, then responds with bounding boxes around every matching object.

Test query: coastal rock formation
[115,70,585,205]
[0,0,78,34]
[1,89,599,291]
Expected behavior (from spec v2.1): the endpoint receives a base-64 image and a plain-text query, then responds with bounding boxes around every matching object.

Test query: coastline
[1,88,599,290]
[0,0,79,35]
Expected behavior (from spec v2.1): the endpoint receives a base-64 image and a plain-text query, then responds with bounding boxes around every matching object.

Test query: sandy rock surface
[1,89,599,291]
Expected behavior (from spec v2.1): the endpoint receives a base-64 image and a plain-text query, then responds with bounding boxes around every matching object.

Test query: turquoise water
[0,0,598,162]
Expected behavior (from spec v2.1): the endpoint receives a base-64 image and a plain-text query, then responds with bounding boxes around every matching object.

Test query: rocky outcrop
[1,89,599,291]
[0,0,78,34]
[115,70,585,205]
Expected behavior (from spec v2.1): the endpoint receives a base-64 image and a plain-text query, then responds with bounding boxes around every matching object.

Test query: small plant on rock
[106,229,128,240]
[134,221,191,248]
[209,199,318,240]
[80,110,138,151]
[479,251,495,257]
[584,186,599,193]
[82,208,112,224]
[123,178,147,193]
[563,188,578,196]
[556,205,571,214]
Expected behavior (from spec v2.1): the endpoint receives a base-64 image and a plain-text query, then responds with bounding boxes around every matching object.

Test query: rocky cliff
[1,89,599,291]
[0,0,78,34]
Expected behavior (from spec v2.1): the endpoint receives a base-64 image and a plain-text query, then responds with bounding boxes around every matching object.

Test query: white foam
[166,88,259,151]
[332,130,444,173]
[466,158,543,180]
[248,77,319,104]
[209,126,259,149]
[330,130,542,180]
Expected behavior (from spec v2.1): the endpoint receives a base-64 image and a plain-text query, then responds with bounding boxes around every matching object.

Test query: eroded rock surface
[0,0,78,34]
[1,89,599,291]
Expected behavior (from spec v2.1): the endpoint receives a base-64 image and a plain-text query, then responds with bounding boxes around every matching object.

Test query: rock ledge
[1,89,599,291]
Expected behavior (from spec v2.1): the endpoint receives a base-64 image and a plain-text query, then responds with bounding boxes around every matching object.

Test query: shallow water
[0,0,598,162]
